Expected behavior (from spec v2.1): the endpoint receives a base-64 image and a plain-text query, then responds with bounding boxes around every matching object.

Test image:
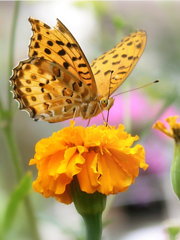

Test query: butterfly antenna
[112,80,159,98]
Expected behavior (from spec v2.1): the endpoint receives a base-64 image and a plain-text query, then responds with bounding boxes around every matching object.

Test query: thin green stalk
[0,97,4,121]
[3,123,23,181]
[24,197,41,240]
[171,141,180,200]
[8,1,20,114]
[3,124,41,240]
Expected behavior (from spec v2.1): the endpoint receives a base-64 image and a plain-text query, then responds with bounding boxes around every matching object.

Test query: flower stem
[3,123,23,181]
[171,141,180,200]
[82,213,102,240]
[24,197,41,240]
[3,124,41,240]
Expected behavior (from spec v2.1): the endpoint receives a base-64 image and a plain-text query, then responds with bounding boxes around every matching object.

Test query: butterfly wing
[10,57,92,123]
[90,30,146,98]
[28,17,97,99]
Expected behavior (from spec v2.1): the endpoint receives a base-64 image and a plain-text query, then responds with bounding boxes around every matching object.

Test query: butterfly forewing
[28,17,97,99]
[90,30,146,98]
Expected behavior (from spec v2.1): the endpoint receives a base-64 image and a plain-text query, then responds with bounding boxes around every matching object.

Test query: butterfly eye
[100,98,108,107]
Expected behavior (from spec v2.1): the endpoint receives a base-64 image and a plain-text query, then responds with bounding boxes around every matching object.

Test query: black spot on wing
[91,61,96,67]
[118,71,127,74]
[37,34,42,41]
[56,40,64,46]
[112,61,121,65]
[26,88,31,92]
[98,55,105,60]
[34,42,40,48]
[121,54,127,58]
[127,41,133,46]
[104,70,111,76]
[136,43,142,49]
[31,96,36,101]
[47,41,53,46]
[102,60,108,64]
[66,99,72,104]
[124,37,130,42]
[109,50,116,54]
[47,93,52,100]
[78,63,87,68]
[128,56,133,60]
[58,49,66,56]
[32,51,38,56]
[44,48,51,55]
[63,62,69,69]
[94,70,100,75]
[113,54,118,58]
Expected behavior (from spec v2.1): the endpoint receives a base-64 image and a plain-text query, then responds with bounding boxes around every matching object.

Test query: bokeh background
[1,1,180,240]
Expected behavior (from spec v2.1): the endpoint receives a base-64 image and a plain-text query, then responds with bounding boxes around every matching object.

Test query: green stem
[82,213,102,240]
[171,141,180,200]
[3,124,41,240]
[3,123,23,181]
[24,197,41,240]
[8,1,20,114]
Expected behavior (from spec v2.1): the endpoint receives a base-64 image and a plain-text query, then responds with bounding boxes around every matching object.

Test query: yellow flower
[153,116,180,143]
[30,121,148,205]
[153,116,180,200]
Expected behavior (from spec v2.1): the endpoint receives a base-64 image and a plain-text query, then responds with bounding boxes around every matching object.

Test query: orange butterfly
[10,17,146,123]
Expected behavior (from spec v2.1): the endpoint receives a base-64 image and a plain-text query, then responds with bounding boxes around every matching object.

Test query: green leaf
[0,172,32,238]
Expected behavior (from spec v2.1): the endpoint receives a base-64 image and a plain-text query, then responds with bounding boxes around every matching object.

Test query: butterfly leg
[87,118,91,127]
[97,102,109,126]
[97,103,113,128]
[72,106,79,121]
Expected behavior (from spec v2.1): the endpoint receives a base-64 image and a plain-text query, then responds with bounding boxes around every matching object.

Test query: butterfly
[10,17,146,123]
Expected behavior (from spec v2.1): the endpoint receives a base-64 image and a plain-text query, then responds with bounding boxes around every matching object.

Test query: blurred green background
[0,1,180,240]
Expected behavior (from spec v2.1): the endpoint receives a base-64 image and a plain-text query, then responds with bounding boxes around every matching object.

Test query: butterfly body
[10,17,146,123]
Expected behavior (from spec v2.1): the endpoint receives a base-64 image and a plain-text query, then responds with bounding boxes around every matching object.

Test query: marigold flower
[30,121,148,205]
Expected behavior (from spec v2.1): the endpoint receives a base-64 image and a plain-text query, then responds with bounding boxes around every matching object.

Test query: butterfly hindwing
[10,57,93,122]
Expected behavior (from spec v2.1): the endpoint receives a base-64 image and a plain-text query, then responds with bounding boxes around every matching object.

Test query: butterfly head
[100,97,114,110]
